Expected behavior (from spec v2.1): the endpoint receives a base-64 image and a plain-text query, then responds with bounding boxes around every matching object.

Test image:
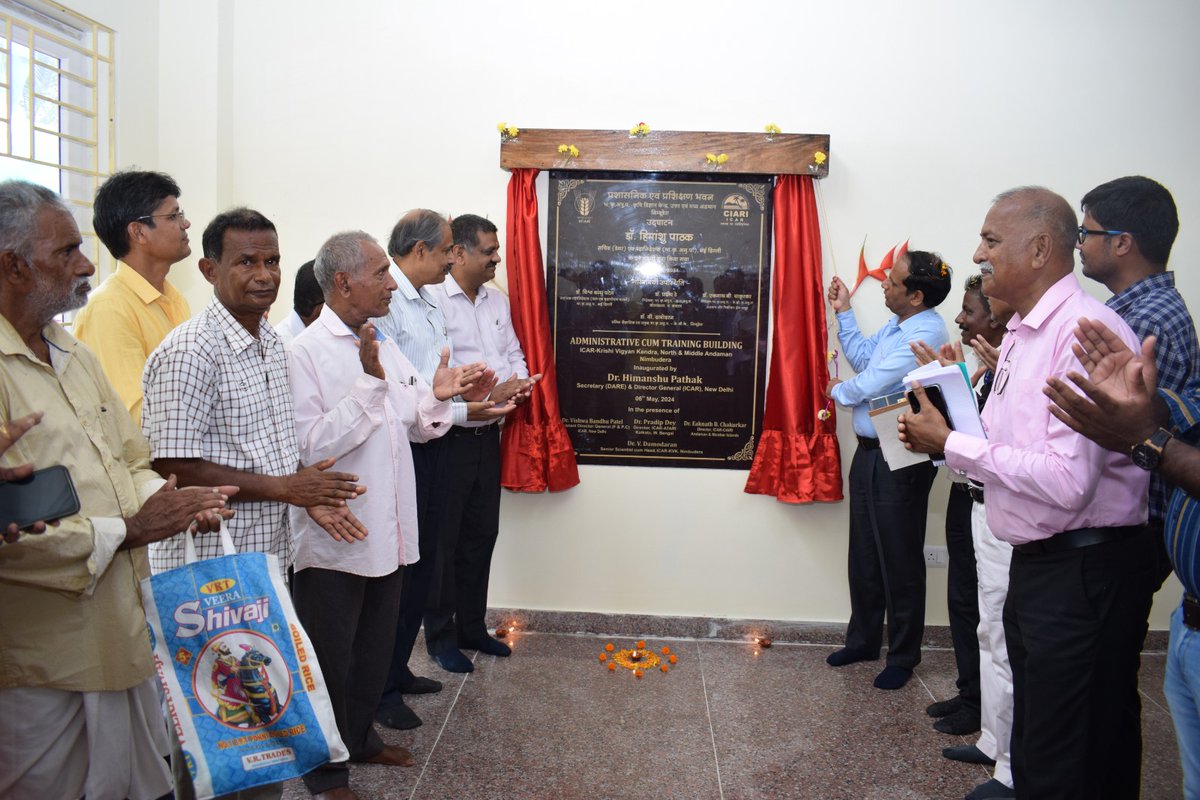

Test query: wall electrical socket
[923,545,949,568]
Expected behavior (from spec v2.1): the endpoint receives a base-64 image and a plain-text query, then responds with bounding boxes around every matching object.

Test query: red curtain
[499,168,581,492]
[744,175,844,503]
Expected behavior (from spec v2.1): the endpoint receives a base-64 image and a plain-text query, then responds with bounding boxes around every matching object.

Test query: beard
[29,274,91,320]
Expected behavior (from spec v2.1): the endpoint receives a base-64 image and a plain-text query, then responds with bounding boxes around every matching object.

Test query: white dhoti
[0,676,172,800]
[972,499,1015,789]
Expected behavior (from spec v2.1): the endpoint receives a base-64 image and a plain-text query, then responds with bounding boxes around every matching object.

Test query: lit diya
[600,640,678,674]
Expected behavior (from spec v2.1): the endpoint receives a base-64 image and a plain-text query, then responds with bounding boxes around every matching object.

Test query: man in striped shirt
[1046,320,1200,799]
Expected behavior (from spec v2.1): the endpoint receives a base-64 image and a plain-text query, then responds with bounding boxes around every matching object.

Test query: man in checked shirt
[141,208,368,799]
[1077,176,1199,586]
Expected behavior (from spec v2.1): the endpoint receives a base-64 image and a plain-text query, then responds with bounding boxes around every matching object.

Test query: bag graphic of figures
[141,530,347,799]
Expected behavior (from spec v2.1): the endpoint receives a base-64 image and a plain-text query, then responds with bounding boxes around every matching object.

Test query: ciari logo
[722,193,750,225]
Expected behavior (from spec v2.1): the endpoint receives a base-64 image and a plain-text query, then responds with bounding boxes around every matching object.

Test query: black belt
[857,435,880,451]
[1184,595,1200,632]
[1014,525,1144,555]
[967,484,985,505]
[448,424,499,437]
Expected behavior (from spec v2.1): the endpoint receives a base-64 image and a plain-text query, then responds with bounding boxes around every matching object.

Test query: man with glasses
[1077,176,1199,586]
[900,187,1156,799]
[74,170,193,424]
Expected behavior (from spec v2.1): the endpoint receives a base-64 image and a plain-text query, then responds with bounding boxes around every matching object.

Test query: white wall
[97,0,1199,629]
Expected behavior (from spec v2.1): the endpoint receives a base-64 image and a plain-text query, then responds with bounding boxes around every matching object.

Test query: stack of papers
[902,361,987,440]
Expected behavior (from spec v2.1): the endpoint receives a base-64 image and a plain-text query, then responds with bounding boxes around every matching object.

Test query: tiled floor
[282,634,1182,800]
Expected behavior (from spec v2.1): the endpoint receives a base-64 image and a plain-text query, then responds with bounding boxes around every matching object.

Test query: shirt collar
[114,262,168,306]
[206,297,274,354]
[1010,271,1080,332]
[0,312,77,362]
[318,303,386,341]
[1106,271,1175,313]
[896,308,937,333]
[442,273,475,300]
[390,265,439,308]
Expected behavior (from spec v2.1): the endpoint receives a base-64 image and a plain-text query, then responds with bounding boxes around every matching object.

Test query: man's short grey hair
[0,180,71,261]
[313,230,378,292]
[993,185,1077,254]
[387,209,447,258]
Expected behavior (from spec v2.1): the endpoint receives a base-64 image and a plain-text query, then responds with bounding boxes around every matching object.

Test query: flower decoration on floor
[497,122,520,141]
[629,121,651,138]
[600,640,679,677]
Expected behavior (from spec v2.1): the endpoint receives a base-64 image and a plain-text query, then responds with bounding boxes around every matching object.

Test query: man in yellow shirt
[73,170,192,423]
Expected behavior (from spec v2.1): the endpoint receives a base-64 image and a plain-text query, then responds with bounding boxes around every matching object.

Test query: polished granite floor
[281,633,1182,800]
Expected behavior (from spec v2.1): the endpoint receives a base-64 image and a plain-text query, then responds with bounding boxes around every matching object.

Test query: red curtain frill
[499,168,581,493]
[744,175,844,503]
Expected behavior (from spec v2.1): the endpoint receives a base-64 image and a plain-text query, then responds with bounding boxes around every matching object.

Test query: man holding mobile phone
[0,180,239,800]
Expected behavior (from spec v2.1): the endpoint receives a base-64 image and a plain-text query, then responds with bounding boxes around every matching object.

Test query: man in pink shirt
[900,187,1155,800]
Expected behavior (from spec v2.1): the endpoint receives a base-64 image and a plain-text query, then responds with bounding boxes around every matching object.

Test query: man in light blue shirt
[372,209,471,730]
[825,250,951,690]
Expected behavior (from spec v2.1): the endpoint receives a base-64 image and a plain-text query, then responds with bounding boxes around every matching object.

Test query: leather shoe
[433,649,474,673]
[461,635,511,657]
[965,778,1015,799]
[374,699,421,730]
[942,744,996,765]
[313,788,359,800]
[926,695,962,717]
[933,706,981,735]
[357,744,415,767]
[399,674,442,694]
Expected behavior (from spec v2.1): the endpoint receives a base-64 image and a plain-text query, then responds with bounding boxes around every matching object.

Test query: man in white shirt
[425,214,539,673]
[277,259,323,348]
[288,230,493,799]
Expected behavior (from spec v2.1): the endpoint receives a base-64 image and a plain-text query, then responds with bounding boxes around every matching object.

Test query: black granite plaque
[548,171,773,469]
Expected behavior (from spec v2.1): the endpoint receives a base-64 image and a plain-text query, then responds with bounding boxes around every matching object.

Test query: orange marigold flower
[661,646,670,655]
[636,640,646,649]
[634,669,643,679]
[660,665,669,673]
[605,643,614,652]
[599,653,607,662]
[668,654,678,664]
[608,662,616,671]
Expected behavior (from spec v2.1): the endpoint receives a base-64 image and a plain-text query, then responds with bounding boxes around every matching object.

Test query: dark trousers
[424,425,502,655]
[1004,527,1156,800]
[380,437,448,708]
[844,446,936,668]
[293,566,404,794]
[946,485,981,712]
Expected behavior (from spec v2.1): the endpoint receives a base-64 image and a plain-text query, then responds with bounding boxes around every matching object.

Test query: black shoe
[926,695,963,718]
[374,700,422,730]
[933,706,981,735]
[826,647,879,667]
[942,744,996,765]
[461,635,512,657]
[965,778,1015,799]
[873,665,912,690]
[433,649,475,673]
[399,675,443,694]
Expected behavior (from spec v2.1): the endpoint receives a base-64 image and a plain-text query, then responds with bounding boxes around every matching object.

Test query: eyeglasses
[135,210,187,225]
[1077,226,1125,245]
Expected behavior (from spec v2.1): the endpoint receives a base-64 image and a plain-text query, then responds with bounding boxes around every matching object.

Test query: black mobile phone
[906,384,955,430]
[0,464,81,531]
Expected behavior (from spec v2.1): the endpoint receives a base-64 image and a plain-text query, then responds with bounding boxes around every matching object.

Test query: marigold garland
[599,640,680,677]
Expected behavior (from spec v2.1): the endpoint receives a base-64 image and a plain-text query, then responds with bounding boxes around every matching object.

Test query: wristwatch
[1130,428,1173,471]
